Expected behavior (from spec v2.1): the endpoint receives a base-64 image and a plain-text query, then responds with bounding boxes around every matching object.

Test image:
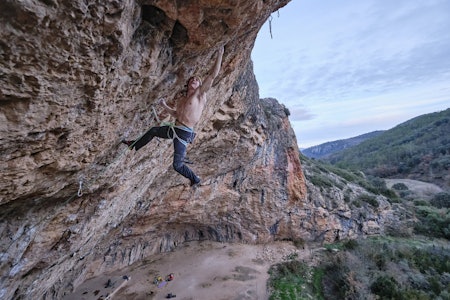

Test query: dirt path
[64,241,306,300]
[385,178,443,199]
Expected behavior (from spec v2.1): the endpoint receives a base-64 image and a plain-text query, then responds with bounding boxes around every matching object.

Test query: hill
[324,108,450,188]
[267,154,450,299]
[302,131,384,158]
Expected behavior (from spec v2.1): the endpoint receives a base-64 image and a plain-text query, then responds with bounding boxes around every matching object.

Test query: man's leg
[129,126,171,151]
[172,138,200,186]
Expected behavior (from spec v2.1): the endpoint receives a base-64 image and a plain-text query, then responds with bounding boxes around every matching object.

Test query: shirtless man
[122,46,224,187]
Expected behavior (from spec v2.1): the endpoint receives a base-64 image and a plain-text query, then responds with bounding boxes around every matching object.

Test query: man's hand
[159,98,177,118]
[211,45,224,79]
[199,45,225,94]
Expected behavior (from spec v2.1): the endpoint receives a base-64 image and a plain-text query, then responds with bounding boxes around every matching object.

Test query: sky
[251,0,450,148]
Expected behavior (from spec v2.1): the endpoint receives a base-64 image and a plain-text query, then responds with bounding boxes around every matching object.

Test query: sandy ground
[62,179,444,300]
[64,241,304,300]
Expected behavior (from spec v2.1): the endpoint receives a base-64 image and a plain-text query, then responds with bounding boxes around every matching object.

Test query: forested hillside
[302,131,384,159]
[324,108,450,188]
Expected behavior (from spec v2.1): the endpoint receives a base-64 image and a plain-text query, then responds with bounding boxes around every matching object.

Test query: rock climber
[122,46,225,187]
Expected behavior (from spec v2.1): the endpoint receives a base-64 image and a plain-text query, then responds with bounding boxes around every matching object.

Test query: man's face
[188,77,201,89]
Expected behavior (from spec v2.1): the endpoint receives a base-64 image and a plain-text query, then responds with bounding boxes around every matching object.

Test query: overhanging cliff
[1,0,310,298]
[0,1,403,299]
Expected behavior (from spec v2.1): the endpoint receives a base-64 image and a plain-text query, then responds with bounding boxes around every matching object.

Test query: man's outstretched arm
[200,46,224,94]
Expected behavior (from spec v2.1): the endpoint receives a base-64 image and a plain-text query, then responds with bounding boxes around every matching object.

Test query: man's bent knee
[172,161,184,173]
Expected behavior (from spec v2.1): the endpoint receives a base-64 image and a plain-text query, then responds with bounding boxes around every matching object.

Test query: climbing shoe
[190,176,201,187]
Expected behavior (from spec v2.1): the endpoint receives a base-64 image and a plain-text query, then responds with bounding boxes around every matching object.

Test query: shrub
[380,188,398,198]
[291,238,305,249]
[309,174,334,189]
[342,239,358,250]
[344,193,351,203]
[357,194,379,208]
[411,247,450,274]
[392,182,409,190]
[430,192,450,208]
[268,260,319,300]
[387,197,402,204]
[285,252,299,260]
[370,276,400,299]
[329,166,358,183]
[312,267,325,299]
[352,200,362,208]
[322,260,351,299]
[414,206,450,239]
[428,276,442,296]
[414,200,428,206]
[400,190,413,198]
[401,289,430,299]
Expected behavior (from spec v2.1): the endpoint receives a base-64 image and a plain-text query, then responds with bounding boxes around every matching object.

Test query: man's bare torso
[175,89,206,128]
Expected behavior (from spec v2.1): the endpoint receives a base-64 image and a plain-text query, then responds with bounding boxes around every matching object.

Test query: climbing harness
[167,123,195,147]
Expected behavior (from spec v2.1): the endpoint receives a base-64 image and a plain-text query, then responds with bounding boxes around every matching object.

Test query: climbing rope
[268,10,280,39]
[269,15,273,39]
[152,106,161,124]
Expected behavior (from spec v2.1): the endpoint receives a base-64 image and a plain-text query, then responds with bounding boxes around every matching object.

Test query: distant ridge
[324,108,450,188]
[301,131,385,159]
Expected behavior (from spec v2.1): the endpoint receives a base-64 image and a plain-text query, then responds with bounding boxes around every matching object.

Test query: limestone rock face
[299,158,406,244]
[0,1,400,299]
[1,0,307,298]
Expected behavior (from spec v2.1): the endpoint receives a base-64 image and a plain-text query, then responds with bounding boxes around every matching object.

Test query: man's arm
[200,46,224,94]
[159,98,177,118]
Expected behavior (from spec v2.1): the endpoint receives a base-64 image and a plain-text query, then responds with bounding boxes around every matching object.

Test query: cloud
[252,0,450,148]
[288,105,316,121]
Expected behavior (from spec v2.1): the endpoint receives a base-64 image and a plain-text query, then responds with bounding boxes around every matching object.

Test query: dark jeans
[133,125,198,183]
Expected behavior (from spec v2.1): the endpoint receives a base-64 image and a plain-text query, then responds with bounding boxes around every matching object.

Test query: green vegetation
[430,192,450,209]
[324,239,359,251]
[356,194,379,208]
[392,182,409,190]
[268,260,325,300]
[268,237,450,299]
[292,113,450,299]
[271,148,450,299]
[308,174,335,189]
[414,205,450,239]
